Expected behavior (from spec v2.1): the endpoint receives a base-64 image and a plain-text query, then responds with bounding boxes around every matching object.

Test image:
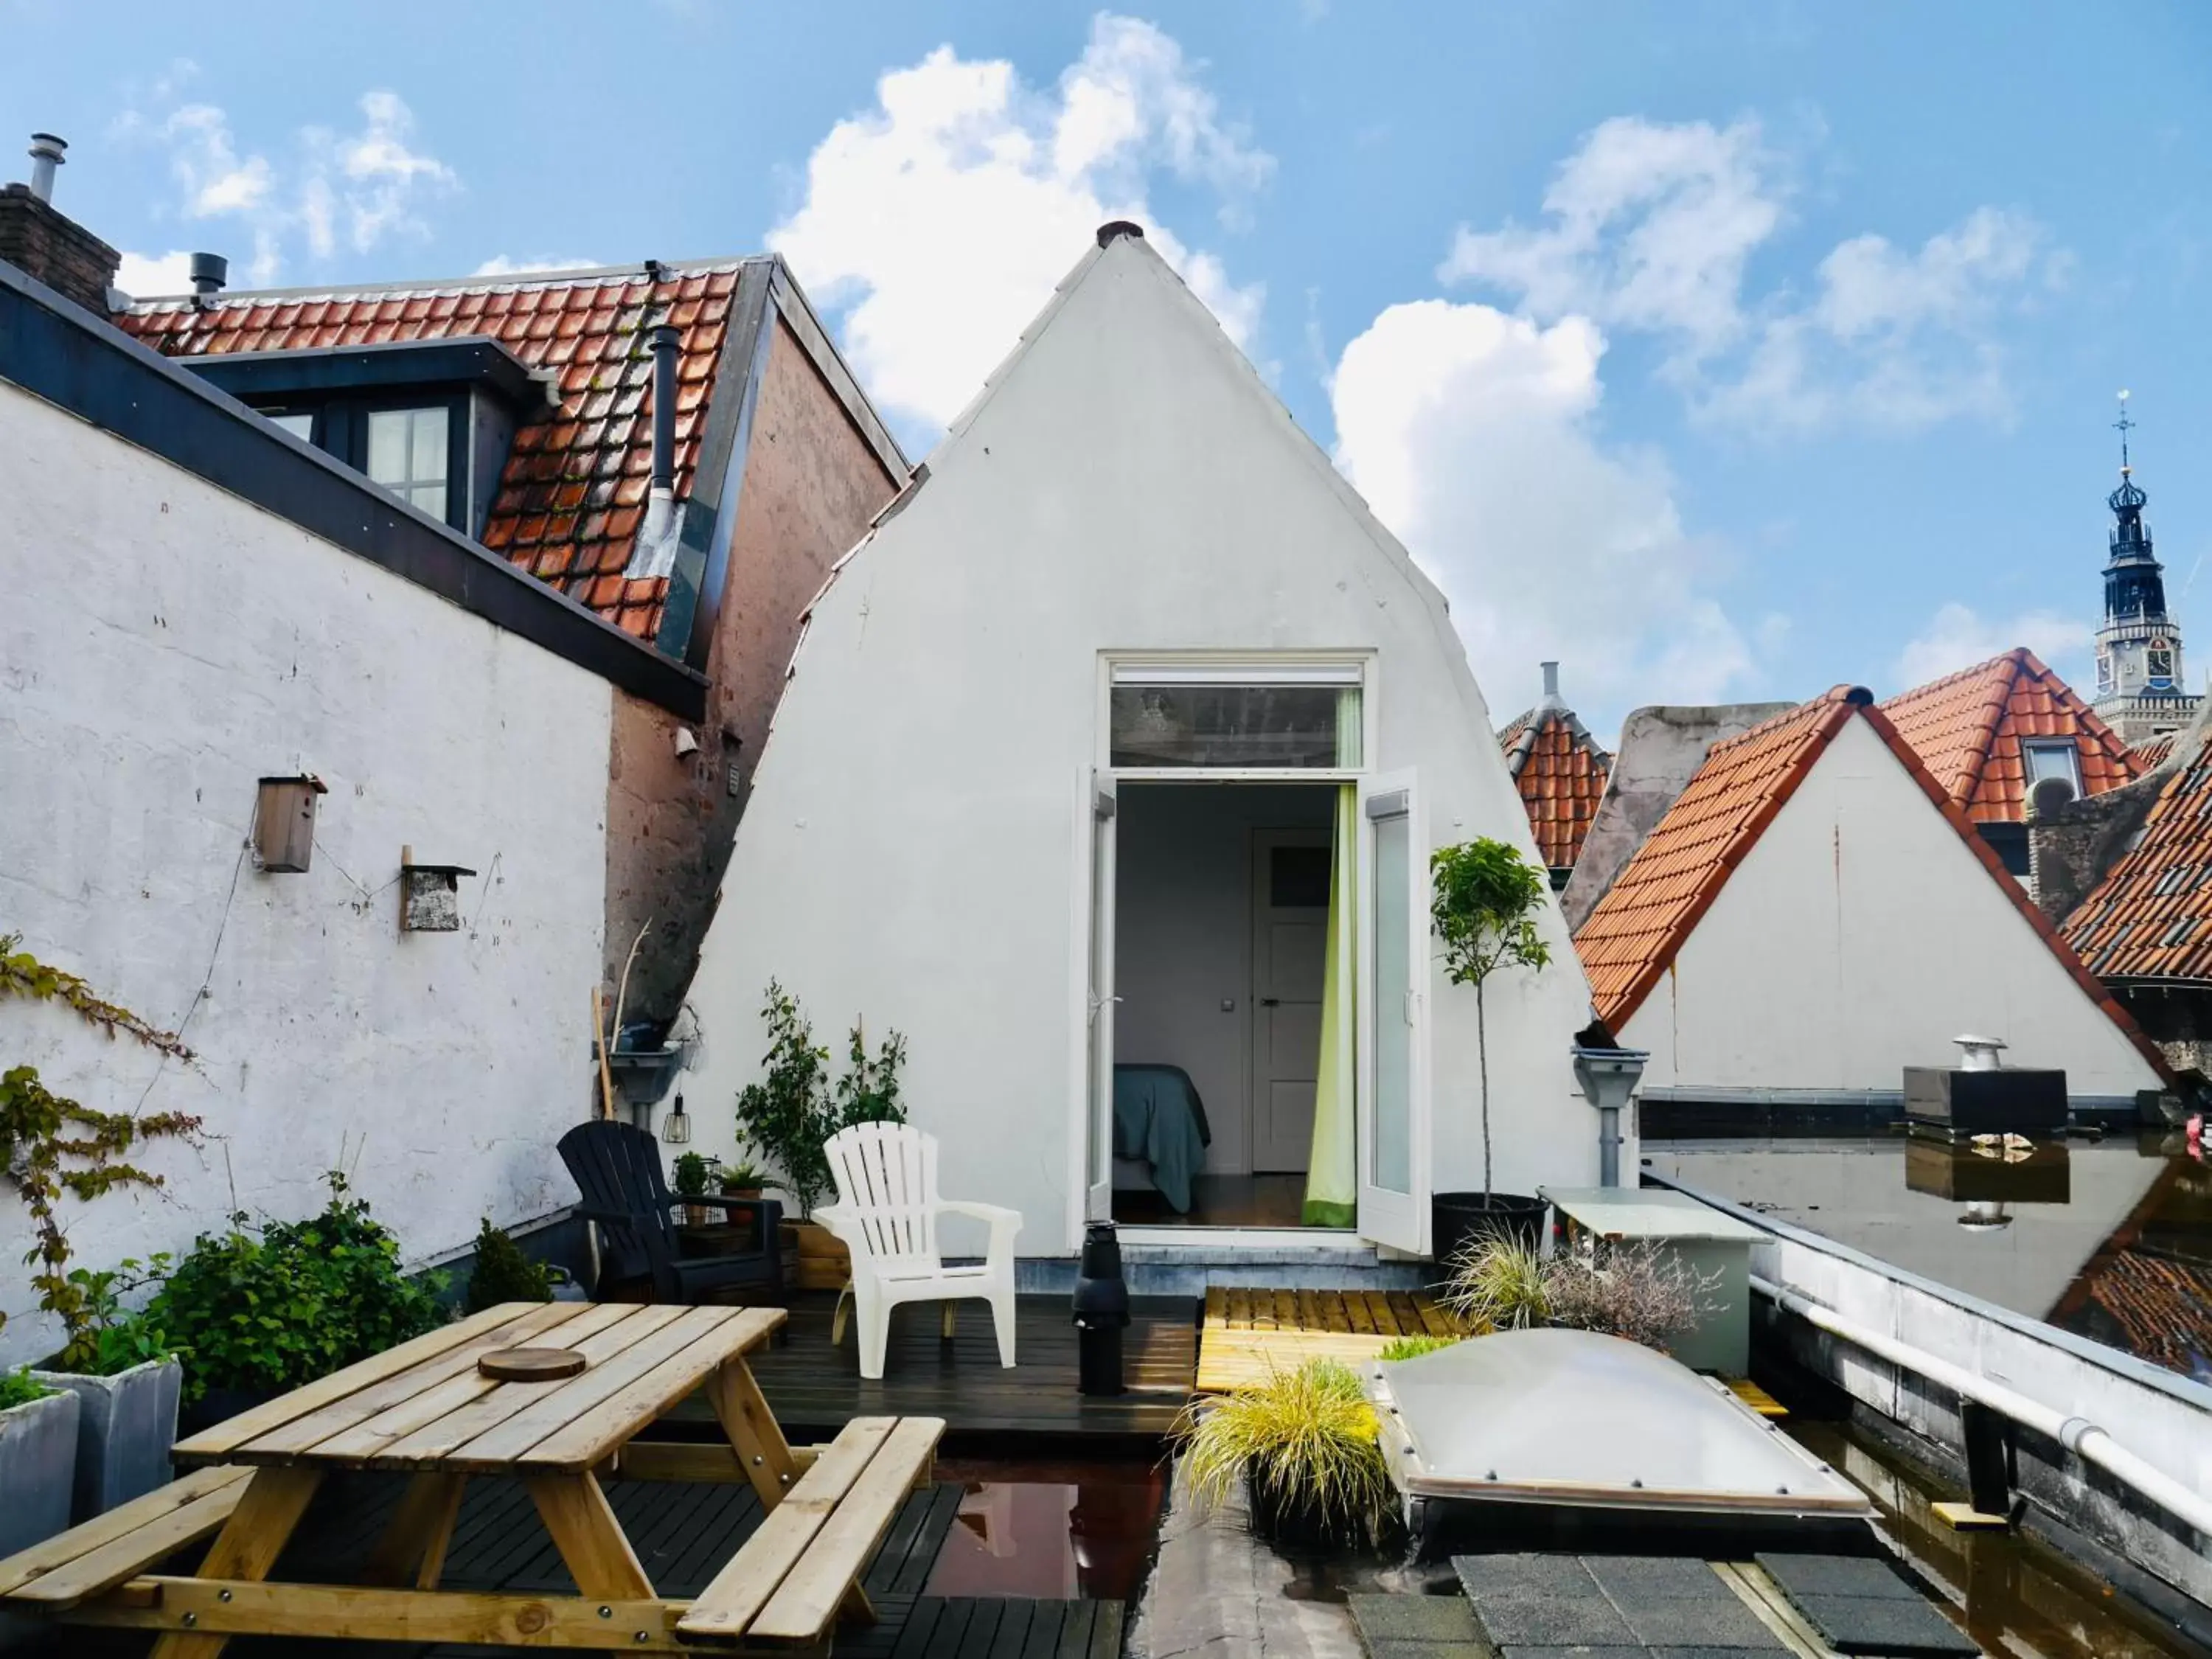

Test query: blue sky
[7,0,2208,736]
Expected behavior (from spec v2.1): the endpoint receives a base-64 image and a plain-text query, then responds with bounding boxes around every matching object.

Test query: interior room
[1110,781,1350,1229]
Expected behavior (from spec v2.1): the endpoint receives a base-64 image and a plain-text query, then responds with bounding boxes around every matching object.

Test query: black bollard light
[1072,1220,1130,1396]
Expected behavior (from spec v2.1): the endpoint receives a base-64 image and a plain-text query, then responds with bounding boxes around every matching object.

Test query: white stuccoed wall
[1619,716,2162,1097]
[675,236,1599,1254]
[0,380,611,1363]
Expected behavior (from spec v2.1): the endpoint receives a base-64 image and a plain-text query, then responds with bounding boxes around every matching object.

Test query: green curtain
[1303,784,1359,1226]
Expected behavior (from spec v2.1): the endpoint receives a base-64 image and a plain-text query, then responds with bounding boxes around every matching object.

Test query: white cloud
[769,15,1270,434]
[1442,116,2053,434]
[117,86,457,287]
[1331,296,1767,726]
[113,251,196,296]
[1441,116,1778,361]
[1893,602,2086,691]
[473,254,602,278]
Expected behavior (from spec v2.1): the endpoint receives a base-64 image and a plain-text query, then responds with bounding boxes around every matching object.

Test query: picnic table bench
[0,1300,942,1655]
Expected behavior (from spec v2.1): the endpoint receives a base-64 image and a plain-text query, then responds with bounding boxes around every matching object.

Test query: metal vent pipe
[648,322,681,492]
[27,133,64,203]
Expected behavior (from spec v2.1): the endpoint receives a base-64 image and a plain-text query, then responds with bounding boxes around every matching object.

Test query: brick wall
[0,185,119,314]
[2026,768,2167,924]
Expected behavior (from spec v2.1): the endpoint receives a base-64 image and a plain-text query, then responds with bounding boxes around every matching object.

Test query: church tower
[2092,394,2199,746]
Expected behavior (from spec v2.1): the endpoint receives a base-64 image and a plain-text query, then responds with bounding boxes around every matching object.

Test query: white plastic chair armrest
[810,1205,865,1253]
[936,1200,1023,1262]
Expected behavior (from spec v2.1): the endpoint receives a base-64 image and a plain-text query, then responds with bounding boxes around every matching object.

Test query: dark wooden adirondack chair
[558,1120,784,1305]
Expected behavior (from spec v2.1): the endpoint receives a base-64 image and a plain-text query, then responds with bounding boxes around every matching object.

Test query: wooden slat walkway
[892,1595,1124,1658]
[683,1293,1197,1444]
[1196,1286,1467,1393]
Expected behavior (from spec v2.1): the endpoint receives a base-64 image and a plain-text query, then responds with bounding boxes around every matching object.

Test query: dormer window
[181,337,554,540]
[366,406,451,517]
[2023,740,2083,798]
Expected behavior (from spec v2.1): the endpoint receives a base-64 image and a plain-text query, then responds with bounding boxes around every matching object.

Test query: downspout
[1755,1275,2212,1540]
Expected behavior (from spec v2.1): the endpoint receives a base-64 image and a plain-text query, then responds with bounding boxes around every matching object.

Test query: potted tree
[672,1152,716,1228]
[0,1368,78,1559]
[734,983,908,1292]
[1175,1358,1393,1548]
[1428,838,1553,1267]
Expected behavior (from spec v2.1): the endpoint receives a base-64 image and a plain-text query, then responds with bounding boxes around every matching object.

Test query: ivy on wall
[0,934,201,1365]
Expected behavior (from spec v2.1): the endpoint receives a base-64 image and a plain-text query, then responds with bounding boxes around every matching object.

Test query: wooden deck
[678,1293,1199,1447]
[1196,1285,1467,1393]
[21,1472,1122,1658]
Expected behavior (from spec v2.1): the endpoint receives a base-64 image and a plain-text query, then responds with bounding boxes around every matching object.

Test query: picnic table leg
[706,1354,799,1512]
[526,1472,654,1657]
[363,1472,467,1589]
[147,1466,323,1659]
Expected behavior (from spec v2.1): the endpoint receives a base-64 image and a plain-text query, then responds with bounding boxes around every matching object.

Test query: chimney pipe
[189,252,228,299]
[27,133,65,204]
[1540,660,1562,707]
[648,322,681,492]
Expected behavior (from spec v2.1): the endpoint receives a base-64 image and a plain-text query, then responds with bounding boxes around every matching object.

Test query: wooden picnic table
[0,1300,944,1655]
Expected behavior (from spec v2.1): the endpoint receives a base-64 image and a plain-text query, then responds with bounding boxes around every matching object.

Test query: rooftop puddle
[925,1455,1168,1601]
[1646,1133,2212,1382]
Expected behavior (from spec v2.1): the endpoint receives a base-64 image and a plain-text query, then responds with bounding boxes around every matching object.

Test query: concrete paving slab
[1348,1595,1481,1644]
[1453,1554,1603,1599]
[1753,1552,1921,1601]
[1580,1557,1727,1601]
[1466,1587,1641,1649]
[1607,1596,1787,1652]
[1778,1593,1980,1657]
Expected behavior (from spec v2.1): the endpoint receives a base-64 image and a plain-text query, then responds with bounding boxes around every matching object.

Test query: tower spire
[2115,389,2135,476]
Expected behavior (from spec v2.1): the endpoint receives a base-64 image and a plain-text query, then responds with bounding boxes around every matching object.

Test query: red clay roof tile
[120,261,760,636]
[1880,649,2138,823]
[2063,740,2212,982]
[1497,707,1611,872]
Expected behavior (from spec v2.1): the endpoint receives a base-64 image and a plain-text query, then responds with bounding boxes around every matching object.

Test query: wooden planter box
[782,1218,851,1290]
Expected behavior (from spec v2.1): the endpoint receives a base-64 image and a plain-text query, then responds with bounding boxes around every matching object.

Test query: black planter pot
[1430,1191,1548,1281]
[1246,1470,1360,1548]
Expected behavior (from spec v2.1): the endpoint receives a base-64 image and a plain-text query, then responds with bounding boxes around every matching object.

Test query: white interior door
[1084,771,1119,1222]
[1250,830,1332,1172]
[1357,770,1428,1253]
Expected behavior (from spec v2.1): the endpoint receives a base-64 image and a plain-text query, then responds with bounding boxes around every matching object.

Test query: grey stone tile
[1496,1648,1643,1658]
[1467,1588,1638,1649]
[1579,1555,1725,1602]
[1610,1596,1787,1651]
[1781,1593,1981,1657]
[1363,1642,1490,1659]
[1646,1650,1805,1659]
[1453,1554,1600,1601]
[1348,1595,1481,1644]
[1753,1551,1919,1601]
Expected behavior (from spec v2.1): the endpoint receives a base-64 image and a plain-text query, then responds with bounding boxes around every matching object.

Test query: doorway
[1107,784,1338,1228]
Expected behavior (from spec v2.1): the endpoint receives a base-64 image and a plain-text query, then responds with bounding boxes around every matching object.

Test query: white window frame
[2022,740,2084,795]
[1099,651,1377,783]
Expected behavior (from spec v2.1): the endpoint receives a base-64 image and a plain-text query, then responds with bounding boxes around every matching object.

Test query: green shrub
[0,1366,52,1410]
[1440,1235,1551,1332]
[51,1257,180,1376]
[1175,1359,1393,1548]
[463,1217,551,1314]
[671,1152,713,1198]
[143,1172,448,1405]
[1375,1333,1460,1363]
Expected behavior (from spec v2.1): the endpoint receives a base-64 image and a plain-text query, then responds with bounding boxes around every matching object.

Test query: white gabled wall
[0,380,611,1362]
[1619,716,2160,1097]
[677,238,1597,1251]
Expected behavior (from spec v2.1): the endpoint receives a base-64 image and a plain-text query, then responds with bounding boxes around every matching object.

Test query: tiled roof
[1879,649,2138,823]
[1575,690,1858,1026]
[2064,741,2212,981]
[2132,732,2178,770]
[2070,1249,2212,1381]
[121,263,754,641]
[1573,687,2171,1077]
[1499,708,1611,871]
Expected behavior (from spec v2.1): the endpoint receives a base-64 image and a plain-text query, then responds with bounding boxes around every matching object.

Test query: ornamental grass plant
[1175,1357,1394,1548]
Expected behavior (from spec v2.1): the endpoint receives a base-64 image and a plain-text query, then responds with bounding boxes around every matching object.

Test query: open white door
[1082,771,1119,1224]
[1357,770,1428,1253]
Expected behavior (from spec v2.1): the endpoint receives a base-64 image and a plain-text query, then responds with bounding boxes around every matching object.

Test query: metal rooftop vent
[1369,1329,1870,1540]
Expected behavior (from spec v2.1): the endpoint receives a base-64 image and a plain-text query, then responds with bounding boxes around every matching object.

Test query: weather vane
[2115,389,2135,473]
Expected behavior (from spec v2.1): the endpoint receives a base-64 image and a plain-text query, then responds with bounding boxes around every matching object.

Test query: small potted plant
[0,1367,78,1558]
[462,1217,552,1313]
[1175,1358,1393,1548]
[29,1257,184,1522]
[672,1152,716,1228]
[720,1159,769,1200]
[1440,1234,1719,1354]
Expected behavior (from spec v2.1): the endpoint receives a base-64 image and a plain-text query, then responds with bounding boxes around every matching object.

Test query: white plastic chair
[815,1122,1022,1381]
